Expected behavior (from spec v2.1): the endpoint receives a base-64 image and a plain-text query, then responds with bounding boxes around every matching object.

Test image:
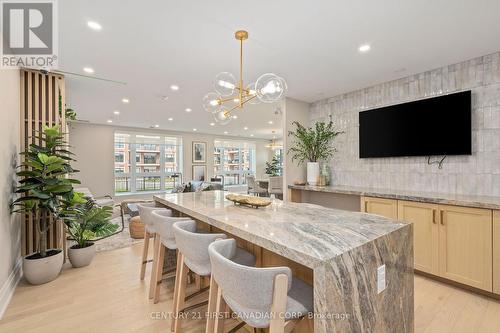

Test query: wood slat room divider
[20,69,68,256]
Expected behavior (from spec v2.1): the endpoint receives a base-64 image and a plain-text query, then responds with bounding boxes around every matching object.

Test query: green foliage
[62,193,117,248]
[65,108,77,121]
[265,156,281,176]
[11,125,80,257]
[287,120,343,165]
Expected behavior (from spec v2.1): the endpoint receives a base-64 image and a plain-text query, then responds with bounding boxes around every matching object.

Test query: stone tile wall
[310,52,500,196]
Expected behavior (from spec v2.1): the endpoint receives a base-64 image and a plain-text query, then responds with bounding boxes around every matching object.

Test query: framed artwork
[192,141,206,163]
[192,165,206,181]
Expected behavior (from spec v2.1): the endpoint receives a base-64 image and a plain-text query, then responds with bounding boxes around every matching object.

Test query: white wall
[283,98,311,200]
[69,122,272,199]
[0,70,21,318]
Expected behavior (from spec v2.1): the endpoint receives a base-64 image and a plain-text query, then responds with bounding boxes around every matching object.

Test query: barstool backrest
[173,220,227,276]
[151,210,191,247]
[138,203,169,227]
[209,239,292,317]
[268,176,283,194]
[246,175,256,189]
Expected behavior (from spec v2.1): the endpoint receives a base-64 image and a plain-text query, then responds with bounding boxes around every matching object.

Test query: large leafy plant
[11,125,79,257]
[288,120,343,164]
[265,156,281,176]
[61,193,117,248]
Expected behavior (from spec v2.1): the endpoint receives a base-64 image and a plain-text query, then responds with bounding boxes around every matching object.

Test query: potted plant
[265,156,281,176]
[11,125,80,284]
[288,120,343,185]
[62,194,117,268]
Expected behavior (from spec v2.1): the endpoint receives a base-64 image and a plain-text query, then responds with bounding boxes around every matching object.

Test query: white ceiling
[60,0,500,139]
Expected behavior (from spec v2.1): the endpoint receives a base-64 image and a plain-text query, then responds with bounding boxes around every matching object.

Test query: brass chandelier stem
[239,37,244,108]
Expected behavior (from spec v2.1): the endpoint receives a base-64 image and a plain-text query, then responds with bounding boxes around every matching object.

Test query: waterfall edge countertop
[153,190,409,269]
[154,191,414,332]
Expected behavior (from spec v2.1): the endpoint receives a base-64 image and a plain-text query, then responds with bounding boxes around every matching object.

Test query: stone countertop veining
[153,190,409,269]
[288,184,500,210]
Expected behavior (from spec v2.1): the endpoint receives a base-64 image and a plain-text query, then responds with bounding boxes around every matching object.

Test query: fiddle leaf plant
[287,120,343,164]
[11,125,80,258]
[265,156,281,176]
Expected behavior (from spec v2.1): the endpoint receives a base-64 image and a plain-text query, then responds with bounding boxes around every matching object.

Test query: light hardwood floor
[1,243,500,333]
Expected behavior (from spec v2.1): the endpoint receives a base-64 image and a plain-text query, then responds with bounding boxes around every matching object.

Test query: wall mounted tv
[359,90,471,158]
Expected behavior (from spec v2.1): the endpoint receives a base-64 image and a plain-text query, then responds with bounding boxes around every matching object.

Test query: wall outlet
[377,264,386,294]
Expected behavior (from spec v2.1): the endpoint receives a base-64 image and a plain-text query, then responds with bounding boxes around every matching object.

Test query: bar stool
[172,220,256,333]
[150,210,193,303]
[138,203,170,283]
[207,239,314,333]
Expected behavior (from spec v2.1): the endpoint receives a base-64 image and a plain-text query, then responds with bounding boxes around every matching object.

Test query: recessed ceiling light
[232,115,238,119]
[154,124,160,128]
[170,85,179,91]
[87,21,102,31]
[107,119,112,123]
[224,131,228,135]
[83,67,94,74]
[268,121,273,125]
[243,126,248,130]
[193,128,197,131]
[358,44,371,53]
[185,108,192,112]
[250,134,254,137]
[168,117,173,121]
[210,122,215,126]
[122,98,129,103]
[113,110,120,115]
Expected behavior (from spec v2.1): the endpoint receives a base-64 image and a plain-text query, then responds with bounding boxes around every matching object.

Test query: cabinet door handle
[440,210,445,225]
[432,209,437,224]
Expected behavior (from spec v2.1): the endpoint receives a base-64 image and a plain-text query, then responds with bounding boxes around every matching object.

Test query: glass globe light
[245,82,260,105]
[214,72,236,96]
[255,73,287,103]
[202,92,221,113]
[213,106,232,125]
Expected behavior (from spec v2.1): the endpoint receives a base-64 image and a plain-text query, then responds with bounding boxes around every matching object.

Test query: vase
[68,242,96,268]
[306,162,320,186]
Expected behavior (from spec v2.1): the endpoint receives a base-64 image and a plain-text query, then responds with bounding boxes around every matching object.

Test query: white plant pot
[23,249,63,285]
[307,162,320,186]
[68,242,96,268]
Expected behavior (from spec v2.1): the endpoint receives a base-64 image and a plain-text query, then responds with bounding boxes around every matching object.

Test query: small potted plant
[62,194,117,268]
[288,120,343,185]
[265,156,281,177]
[11,125,80,284]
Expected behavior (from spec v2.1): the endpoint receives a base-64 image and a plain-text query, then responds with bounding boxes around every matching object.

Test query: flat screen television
[359,90,471,158]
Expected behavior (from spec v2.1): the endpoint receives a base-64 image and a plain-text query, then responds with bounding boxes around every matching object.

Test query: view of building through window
[114,133,182,194]
[213,140,256,186]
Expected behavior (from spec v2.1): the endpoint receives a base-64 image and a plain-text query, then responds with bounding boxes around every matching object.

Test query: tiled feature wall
[310,52,500,196]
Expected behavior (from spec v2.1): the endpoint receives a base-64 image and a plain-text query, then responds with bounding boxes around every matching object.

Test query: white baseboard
[0,258,22,319]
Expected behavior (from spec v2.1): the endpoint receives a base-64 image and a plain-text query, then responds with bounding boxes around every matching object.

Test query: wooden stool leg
[213,287,226,333]
[171,250,182,332]
[173,253,188,333]
[269,274,288,333]
[205,276,219,333]
[149,233,160,299]
[153,243,166,303]
[140,231,151,280]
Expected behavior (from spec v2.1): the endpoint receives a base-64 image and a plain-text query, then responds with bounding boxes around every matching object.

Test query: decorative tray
[225,194,271,209]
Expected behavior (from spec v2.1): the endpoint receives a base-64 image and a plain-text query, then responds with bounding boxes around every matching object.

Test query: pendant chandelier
[203,30,288,125]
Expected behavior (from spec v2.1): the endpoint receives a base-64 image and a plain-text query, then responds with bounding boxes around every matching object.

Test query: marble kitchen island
[154,191,414,332]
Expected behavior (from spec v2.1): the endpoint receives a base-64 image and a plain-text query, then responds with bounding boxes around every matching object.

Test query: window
[213,140,256,186]
[114,132,183,194]
[273,148,284,176]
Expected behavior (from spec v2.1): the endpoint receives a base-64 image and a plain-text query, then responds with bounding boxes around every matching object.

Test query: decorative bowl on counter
[225,194,271,209]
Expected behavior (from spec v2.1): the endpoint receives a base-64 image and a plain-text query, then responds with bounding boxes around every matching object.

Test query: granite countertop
[288,184,500,210]
[153,191,409,269]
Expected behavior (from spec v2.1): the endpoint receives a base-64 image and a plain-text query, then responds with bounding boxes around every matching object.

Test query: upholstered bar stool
[150,210,193,303]
[207,239,313,333]
[138,203,170,284]
[172,220,256,333]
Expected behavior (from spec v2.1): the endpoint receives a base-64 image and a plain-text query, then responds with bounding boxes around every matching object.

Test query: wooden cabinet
[361,196,398,219]
[398,201,439,275]
[494,210,500,294]
[438,205,492,291]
